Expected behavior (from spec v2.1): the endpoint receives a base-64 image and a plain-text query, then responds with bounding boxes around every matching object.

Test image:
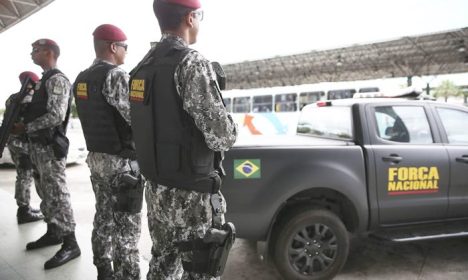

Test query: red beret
[32,38,59,49]
[32,38,60,55]
[93,24,127,42]
[160,0,201,9]
[18,71,40,84]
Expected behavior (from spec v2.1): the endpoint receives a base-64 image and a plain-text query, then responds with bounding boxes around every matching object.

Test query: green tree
[433,80,463,102]
[461,88,468,105]
[71,100,78,118]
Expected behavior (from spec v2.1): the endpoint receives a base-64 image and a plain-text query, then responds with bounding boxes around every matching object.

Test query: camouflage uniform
[5,93,39,207]
[7,136,38,207]
[145,34,237,280]
[25,69,76,237]
[86,59,141,280]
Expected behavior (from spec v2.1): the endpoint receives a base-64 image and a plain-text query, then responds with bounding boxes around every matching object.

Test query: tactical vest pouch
[190,136,215,174]
[190,172,222,194]
[177,222,236,277]
[113,172,144,214]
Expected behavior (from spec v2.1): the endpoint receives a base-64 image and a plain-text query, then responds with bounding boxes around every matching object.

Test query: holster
[29,127,69,159]
[18,153,33,170]
[177,222,236,277]
[52,128,69,159]
[113,170,144,214]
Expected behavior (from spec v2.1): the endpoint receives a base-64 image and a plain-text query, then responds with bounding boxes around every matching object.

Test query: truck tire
[272,208,349,280]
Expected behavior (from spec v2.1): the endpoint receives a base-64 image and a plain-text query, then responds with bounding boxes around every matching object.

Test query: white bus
[222,80,395,137]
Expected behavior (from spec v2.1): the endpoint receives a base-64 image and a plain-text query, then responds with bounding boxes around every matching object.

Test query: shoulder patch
[130,79,145,102]
[52,84,64,95]
[76,83,88,100]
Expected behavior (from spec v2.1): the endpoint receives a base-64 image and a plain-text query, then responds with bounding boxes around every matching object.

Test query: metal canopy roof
[223,27,468,90]
[0,0,54,34]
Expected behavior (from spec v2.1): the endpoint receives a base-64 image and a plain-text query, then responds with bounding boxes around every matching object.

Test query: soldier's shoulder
[49,72,70,84]
[47,73,71,95]
[108,66,129,78]
[181,49,211,73]
[184,49,208,63]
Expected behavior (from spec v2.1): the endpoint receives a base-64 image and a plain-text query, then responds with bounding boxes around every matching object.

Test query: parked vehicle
[221,92,468,279]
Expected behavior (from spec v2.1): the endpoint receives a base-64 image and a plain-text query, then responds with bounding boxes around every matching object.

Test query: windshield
[297,105,353,140]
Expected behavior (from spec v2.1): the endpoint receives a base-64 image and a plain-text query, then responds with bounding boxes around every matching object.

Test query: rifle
[0,77,33,158]
[211,62,226,90]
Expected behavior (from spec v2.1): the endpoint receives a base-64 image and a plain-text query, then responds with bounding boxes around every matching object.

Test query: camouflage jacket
[161,33,237,151]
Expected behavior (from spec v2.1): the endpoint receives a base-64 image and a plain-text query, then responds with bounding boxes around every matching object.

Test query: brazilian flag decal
[234,159,261,179]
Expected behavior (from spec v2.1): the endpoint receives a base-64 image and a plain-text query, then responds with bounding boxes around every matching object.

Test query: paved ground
[1,163,468,279]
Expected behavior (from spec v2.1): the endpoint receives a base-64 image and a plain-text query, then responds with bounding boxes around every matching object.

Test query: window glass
[359,87,379,93]
[437,108,468,144]
[327,89,356,100]
[299,91,323,110]
[233,97,250,113]
[252,95,273,112]
[297,106,353,140]
[275,93,297,112]
[223,98,232,113]
[374,106,433,143]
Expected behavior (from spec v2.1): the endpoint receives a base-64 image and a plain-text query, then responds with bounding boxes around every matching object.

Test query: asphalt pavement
[1,163,468,280]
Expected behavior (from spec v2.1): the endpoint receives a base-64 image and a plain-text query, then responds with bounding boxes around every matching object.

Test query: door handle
[456,156,468,164]
[382,154,403,164]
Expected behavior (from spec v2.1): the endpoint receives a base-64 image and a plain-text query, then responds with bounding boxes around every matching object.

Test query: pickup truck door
[433,105,468,218]
[366,103,450,225]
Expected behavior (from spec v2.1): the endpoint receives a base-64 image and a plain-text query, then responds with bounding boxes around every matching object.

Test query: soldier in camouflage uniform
[73,24,142,280]
[6,71,44,224]
[16,38,81,270]
[130,1,237,279]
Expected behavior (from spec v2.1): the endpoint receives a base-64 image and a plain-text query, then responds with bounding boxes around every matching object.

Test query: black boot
[29,207,42,214]
[44,232,81,269]
[26,224,62,250]
[97,263,114,280]
[17,206,44,224]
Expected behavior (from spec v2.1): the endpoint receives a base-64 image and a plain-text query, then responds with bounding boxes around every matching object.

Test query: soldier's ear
[109,42,118,54]
[185,11,195,28]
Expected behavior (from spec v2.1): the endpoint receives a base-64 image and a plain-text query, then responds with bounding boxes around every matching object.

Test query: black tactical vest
[73,62,135,158]
[130,42,219,193]
[23,69,62,124]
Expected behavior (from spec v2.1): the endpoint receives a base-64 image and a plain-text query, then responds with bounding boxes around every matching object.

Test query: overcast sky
[1,0,468,107]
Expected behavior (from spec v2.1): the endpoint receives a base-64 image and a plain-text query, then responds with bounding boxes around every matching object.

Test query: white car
[0,118,87,166]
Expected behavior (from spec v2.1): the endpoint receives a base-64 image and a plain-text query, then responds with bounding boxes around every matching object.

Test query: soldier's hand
[11,123,25,135]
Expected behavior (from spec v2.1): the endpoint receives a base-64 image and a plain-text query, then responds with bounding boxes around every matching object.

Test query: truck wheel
[272,209,349,280]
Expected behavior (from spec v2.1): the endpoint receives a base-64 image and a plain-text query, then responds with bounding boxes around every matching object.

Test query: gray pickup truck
[221,96,468,279]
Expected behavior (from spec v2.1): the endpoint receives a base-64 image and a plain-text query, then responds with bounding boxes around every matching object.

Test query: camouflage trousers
[145,181,226,280]
[91,172,142,280]
[7,142,38,207]
[29,142,76,236]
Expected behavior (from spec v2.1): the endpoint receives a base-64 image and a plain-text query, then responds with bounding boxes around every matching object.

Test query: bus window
[275,93,297,112]
[299,91,324,110]
[233,96,251,113]
[252,95,273,112]
[359,87,379,93]
[328,89,356,100]
[223,97,232,112]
